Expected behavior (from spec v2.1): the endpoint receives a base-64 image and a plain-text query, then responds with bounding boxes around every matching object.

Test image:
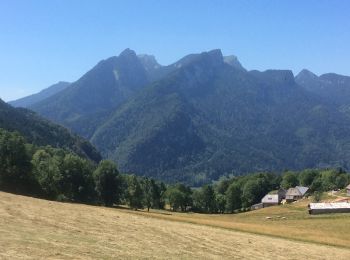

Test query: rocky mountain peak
[138,54,161,71]
[295,69,318,81]
[223,55,246,71]
[119,48,137,57]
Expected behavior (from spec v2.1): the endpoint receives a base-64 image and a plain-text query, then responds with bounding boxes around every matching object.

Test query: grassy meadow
[1,191,350,259]
[134,197,350,248]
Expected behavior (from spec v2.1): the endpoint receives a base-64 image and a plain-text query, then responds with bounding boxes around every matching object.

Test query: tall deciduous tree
[298,169,319,187]
[0,129,33,194]
[126,175,144,210]
[61,154,95,202]
[31,149,62,199]
[201,185,216,213]
[94,160,121,206]
[141,177,153,211]
[225,182,241,213]
[215,193,226,213]
[165,187,184,211]
[140,178,165,211]
[242,180,260,207]
[281,172,299,189]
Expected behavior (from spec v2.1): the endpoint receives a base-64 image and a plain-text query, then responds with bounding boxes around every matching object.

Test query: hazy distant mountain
[30,49,350,184]
[0,99,101,162]
[9,81,70,108]
[296,69,350,105]
[30,49,151,138]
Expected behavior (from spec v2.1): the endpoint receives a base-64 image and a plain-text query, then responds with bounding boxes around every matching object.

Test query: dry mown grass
[133,198,350,249]
[0,192,349,259]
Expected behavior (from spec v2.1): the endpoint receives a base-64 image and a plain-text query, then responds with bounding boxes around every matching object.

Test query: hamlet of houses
[251,183,350,215]
[251,186,309,210]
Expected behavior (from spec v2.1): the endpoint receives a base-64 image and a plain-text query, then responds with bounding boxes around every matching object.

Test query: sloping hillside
[0,99,101,162]
[9,81,70,108]
[30,49,151,139]
[135,196,350,248]
[0,191,349,259]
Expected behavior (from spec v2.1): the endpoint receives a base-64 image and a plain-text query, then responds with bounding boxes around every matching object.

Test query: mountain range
[9,49,350,185]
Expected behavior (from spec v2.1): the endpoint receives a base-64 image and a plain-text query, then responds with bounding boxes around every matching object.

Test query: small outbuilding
[261,194,279,207]
[252,189,286,210]
[309,202,350,214]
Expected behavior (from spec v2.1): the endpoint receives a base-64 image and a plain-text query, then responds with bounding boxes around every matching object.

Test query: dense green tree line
[1,128,349,213]
[165,172,281,213]
[0,128,166,210]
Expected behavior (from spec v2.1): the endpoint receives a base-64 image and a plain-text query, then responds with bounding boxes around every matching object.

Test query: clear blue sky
[1,0,350,101]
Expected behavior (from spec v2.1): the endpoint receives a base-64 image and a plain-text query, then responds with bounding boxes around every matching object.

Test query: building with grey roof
[309,202,350,214]
[261,194,279,207]
[296,186,309,196]
[286,186,309,202]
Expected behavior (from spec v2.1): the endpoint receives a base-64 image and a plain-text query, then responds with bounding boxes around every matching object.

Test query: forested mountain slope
[91,50,350,183]
[29,49,350,184]
[0,99,101,162]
